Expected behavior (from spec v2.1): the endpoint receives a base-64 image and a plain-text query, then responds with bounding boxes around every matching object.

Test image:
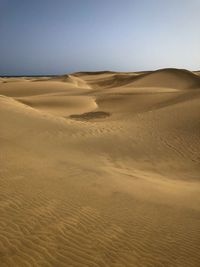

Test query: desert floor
[0,68,200,267]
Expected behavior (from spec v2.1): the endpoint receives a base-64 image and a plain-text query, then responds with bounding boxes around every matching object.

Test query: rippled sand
[0,68,200,267]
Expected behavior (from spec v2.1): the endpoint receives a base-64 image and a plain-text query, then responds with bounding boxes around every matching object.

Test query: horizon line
[0,67,200,77]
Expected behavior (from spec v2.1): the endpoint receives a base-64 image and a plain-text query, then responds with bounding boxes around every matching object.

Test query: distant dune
[129,68,200,89]
[74,68,200,90]
[0,68,200,267]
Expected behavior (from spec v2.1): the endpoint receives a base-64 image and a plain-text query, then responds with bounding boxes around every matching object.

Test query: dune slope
[0,68,200,267]
[76,68,200,90]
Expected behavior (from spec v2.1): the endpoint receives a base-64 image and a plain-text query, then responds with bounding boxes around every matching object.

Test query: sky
[0,0,200,75]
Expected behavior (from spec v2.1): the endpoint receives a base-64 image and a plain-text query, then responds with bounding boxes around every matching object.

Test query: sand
[0,68,200,267]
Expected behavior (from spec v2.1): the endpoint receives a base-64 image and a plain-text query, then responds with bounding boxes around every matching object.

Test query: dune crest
[57,74,91,89]
[73,68,200,90]
[129,68,200,89]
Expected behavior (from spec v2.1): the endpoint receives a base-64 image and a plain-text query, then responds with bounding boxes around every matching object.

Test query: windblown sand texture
[0,68,200,267]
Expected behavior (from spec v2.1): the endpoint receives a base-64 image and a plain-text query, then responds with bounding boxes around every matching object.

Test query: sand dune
[129,68,200,89]
[16,95,97,117]
[1,68,200,266]
[54,74,91,89]
[76,68,200,90]
[194,71,200,76]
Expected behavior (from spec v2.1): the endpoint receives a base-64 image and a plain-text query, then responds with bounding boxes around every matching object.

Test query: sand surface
[0,68,200,267]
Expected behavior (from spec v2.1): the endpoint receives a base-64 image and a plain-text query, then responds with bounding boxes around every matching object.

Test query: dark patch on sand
[70,111,110,121]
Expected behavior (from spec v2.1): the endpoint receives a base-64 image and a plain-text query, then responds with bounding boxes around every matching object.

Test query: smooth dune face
[0,68,200,267]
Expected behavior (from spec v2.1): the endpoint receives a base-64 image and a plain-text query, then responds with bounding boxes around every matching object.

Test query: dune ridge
[74,68,200,90]
[0,68,200,267]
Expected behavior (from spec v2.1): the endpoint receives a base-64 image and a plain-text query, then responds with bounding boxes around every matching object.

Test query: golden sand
[0,68,200,266]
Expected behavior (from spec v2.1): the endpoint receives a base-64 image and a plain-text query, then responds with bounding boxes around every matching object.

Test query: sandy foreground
[0,68,200,267]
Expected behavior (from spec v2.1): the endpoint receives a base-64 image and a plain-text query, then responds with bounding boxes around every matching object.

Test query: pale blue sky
[0,0,200,75]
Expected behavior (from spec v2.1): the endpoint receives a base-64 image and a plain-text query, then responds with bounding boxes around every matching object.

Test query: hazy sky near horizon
[0,0,200,75]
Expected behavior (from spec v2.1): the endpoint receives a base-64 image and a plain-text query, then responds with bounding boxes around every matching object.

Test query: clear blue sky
[0,0,200,75]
